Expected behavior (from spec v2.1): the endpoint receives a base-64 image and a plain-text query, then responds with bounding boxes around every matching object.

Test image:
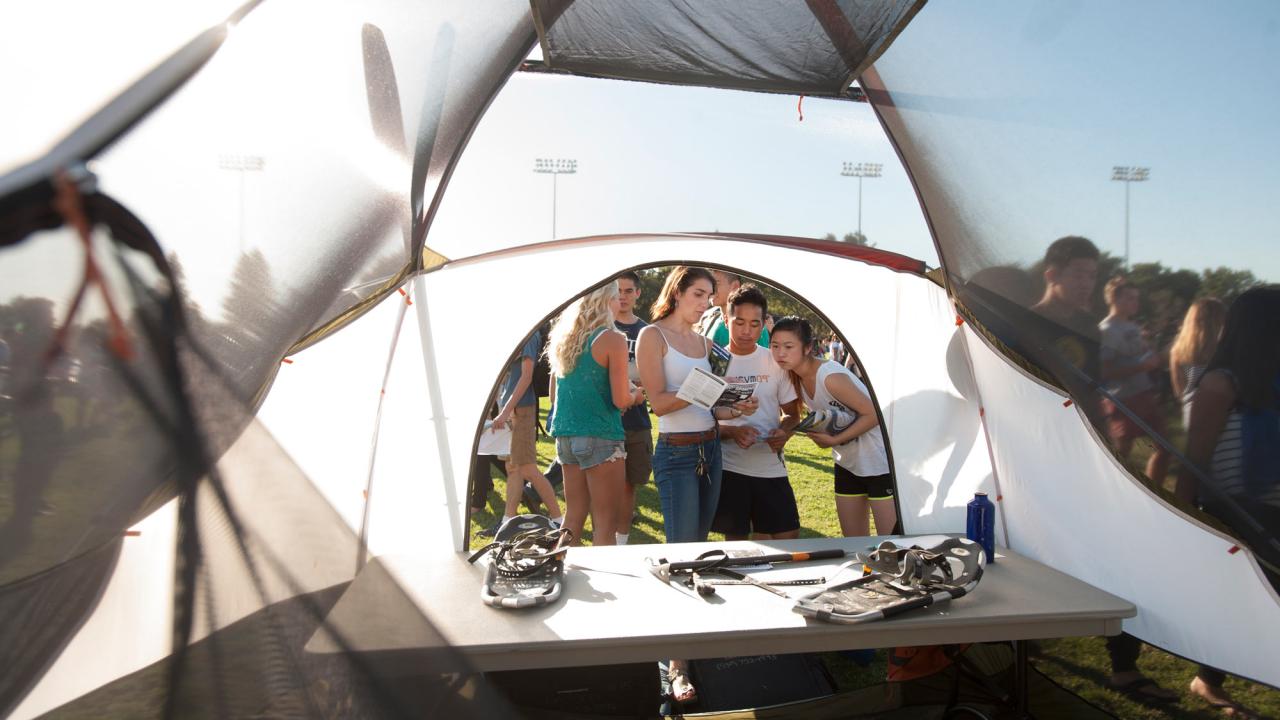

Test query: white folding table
[308,535,1133,679]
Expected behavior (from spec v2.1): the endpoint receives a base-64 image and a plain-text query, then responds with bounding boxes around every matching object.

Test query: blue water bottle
[966,492,996,564]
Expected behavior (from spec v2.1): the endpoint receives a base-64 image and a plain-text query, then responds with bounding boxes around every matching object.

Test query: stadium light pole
[840,162,882,238]
[1111,166,1150,268]
[533,158,577,239]
[218,154,266,252]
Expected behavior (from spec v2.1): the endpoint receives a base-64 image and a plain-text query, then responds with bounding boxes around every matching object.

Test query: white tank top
[803,360,890,476]
[655,327,716,433]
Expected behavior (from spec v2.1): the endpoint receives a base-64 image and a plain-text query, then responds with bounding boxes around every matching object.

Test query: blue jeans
[653,436,722,543]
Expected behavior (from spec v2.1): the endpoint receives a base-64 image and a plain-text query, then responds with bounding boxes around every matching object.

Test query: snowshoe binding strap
[794,537,985,624]
[468,514,572,609]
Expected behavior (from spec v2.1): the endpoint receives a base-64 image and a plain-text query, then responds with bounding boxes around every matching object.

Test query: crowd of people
[475,266,894,705]
[967,235,1279,716]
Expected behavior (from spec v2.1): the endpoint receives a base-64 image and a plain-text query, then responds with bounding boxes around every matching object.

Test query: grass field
[468,399,1280,719]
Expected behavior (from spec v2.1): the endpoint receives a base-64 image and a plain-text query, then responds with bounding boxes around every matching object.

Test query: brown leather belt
[657,428,718,446]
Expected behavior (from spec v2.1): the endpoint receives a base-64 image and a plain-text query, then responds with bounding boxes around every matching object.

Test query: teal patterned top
[550,328,625,440]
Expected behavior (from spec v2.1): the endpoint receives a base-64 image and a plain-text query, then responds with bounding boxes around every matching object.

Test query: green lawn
[469,399,1280,718]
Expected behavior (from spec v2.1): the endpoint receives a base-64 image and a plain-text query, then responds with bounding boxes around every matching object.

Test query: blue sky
[869,0,1280,280]
[435,0,1280,283]
[430,74,939,266]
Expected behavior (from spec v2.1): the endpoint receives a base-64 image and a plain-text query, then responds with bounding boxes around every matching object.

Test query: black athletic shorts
[710,469,801,536]
[834,463,894,500]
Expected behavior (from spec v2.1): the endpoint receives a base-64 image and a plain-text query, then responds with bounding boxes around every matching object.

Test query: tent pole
[413,274,466,551]
[355,289,413,573]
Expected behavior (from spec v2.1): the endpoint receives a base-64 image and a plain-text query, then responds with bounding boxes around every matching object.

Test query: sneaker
[476,521,502,538]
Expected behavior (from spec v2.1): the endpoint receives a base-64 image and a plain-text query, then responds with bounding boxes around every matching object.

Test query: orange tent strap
[50,171,135,361]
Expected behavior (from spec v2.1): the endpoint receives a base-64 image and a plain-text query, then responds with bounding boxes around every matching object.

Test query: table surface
[306,535,1134,672]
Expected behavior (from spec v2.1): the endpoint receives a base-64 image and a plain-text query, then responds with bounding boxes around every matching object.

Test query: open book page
[714,381,758,408]
[676,367,757,410]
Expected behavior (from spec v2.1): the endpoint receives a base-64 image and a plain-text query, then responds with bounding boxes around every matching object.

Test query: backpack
[532,320,552,398]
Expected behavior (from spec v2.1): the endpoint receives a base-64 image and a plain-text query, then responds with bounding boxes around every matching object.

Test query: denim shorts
[555,435,627,470]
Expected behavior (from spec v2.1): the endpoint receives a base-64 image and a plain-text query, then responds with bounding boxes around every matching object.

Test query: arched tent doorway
[256,233,989,556]
[459,252,919,546]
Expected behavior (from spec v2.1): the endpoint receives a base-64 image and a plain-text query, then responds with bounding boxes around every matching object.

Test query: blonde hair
[548,282,618,377]
[1169,296,1228,397]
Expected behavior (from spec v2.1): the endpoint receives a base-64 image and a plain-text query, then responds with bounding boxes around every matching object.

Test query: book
[676,366,758,410]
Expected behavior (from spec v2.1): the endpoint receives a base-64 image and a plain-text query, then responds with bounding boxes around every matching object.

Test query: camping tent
[2,1,1278,717]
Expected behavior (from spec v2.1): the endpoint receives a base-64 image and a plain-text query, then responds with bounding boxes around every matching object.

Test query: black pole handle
[667,548,846,574]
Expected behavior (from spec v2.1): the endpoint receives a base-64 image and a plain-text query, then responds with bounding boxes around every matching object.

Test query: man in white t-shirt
[709,284,803,540]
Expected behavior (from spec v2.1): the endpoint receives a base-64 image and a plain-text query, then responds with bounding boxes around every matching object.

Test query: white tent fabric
[261,234,996,557]
[10,416,398,720]
[961,326,1280,684]
[10,505,176,720]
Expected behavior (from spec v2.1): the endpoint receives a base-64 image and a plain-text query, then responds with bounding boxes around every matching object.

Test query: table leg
[1013,639,1029,717]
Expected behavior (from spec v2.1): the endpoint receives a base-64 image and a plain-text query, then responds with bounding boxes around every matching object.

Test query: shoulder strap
[585,326,609,351]
[645,324,671,356]
[696,306,721,337]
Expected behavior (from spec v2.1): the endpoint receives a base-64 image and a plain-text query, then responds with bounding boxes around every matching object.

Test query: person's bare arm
[806,374,878,449]
[637,326,691,416]
[1176,370,1234,504]
[494,356,534,427]
[1169,359,1188,399]
[717,423,758,448]
[592,330,638,410]
[766,398,803,452]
